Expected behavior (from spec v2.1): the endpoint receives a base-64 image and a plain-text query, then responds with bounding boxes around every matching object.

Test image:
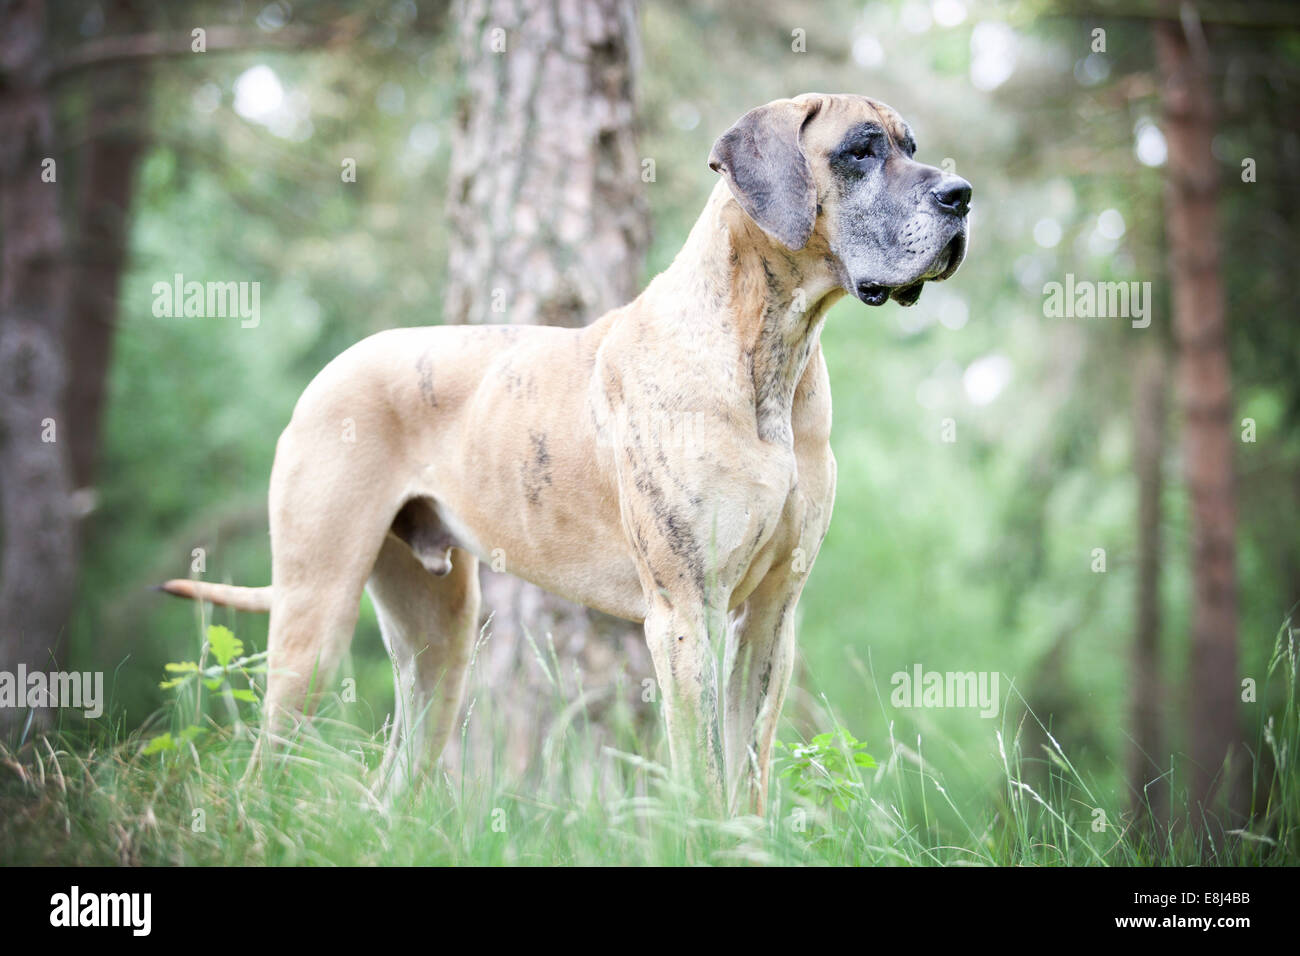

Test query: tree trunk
[443,0,653,777]
[64,3,150,492]
[0,0,78,734]
[1154,6,1243,825]
[1130,342,1167,827]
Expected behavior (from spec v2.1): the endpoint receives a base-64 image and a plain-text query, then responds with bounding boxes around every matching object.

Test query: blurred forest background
[2,0,1299,853]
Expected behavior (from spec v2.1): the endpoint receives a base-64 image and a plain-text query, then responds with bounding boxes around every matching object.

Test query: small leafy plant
[776,729,877,810]
[142,624,267,755]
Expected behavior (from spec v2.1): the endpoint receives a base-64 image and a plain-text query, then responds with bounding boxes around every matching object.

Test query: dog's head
[709,93,970,307]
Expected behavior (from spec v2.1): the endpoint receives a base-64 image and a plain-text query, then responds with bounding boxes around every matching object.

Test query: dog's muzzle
[854,229,967,307]
[855,174,971,308]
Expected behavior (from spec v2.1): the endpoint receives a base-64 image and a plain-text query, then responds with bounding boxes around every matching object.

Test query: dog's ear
[709,97,821,251]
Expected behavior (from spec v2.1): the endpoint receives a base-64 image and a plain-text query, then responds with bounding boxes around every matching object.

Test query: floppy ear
[708,97,821,251]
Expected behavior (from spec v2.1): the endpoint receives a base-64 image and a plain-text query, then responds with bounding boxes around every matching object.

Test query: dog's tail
[159,579,273,613]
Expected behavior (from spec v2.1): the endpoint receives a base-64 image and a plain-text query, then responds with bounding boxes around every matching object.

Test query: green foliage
[776,730,877,811]
[142,625,266,756]
[140,725,205,755]
[2,613,1296,865]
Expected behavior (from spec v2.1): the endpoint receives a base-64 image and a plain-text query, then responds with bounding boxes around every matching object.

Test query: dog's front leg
[723,568,803,816]
[643,596,726,812]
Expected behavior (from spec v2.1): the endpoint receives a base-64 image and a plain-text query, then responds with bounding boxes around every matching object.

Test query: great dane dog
[164,93,970,814]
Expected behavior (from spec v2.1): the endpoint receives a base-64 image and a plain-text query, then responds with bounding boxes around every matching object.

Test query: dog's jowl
[163,93,970,814]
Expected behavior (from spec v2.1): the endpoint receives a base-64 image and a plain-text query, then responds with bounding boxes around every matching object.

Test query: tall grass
[2,615,1296,866]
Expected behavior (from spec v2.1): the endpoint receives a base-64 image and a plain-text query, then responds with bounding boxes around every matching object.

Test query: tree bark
[1154,5,1243,825]
[443,0,653,777]
[1130,342,1167,827]
[0,0,78,733]
[65,3,150,492]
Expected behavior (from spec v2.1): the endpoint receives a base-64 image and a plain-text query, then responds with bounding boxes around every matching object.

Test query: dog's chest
[725,455,826,609]
[673,438,809,608]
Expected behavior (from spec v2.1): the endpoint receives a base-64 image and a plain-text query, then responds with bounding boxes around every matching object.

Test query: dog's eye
[833,129,885,174]
[847,141,875,161]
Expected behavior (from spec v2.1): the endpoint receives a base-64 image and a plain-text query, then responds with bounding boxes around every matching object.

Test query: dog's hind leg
[261,515,389,743]
[260,417,403,744]
[368,533,479,795]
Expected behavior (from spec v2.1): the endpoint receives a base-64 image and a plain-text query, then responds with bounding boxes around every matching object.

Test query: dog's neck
[641,180,845,445]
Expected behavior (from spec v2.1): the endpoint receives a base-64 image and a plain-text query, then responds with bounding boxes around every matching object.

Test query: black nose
[855,281,890,306]
[931,176,972,216]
